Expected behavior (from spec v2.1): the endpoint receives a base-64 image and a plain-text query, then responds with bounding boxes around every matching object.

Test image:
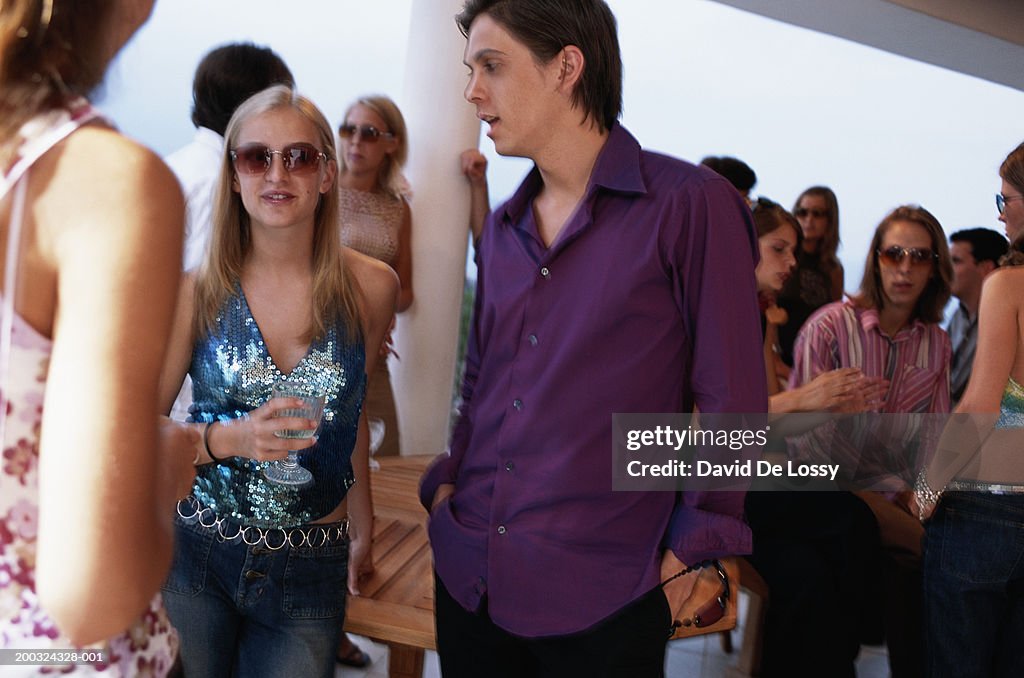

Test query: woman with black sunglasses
[776,186,844,368]
[157,85,397,678]
[916,142,1024,678]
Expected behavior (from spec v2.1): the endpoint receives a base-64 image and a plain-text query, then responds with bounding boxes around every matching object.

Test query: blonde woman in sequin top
[0,1,198,674]
[337,96,412,465]
[157,86,397,678]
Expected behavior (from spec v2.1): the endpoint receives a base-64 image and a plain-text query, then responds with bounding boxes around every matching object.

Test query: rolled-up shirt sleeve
[664,176,768,562]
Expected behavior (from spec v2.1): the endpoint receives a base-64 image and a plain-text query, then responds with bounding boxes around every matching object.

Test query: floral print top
[0,100,178,676]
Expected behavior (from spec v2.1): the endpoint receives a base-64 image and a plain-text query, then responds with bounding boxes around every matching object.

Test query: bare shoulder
[37,125,183,245]
[344,247,400,306]
[48,125,179,193]
[982,266,1024,300]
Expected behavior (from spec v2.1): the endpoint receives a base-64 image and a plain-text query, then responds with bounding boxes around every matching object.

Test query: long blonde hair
[194,85,360,343]
[339,94,409,200]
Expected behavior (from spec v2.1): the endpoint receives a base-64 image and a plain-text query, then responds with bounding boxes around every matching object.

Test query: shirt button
[540,266,550,278]
[505,461,515,472]
[513,398,523,411]
[497,525,507,535]
[244,570,265,581]
[528,334,538,346]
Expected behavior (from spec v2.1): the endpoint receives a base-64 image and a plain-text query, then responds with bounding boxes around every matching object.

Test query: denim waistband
[175,496,348,551]
[947,479,1024,495]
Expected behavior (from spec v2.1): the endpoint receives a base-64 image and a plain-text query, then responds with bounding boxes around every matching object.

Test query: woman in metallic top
[918,141,1024,678]
[157,85,397,678]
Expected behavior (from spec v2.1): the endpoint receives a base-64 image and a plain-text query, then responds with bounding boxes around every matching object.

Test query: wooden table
[344,455,748,677]
[345,455,436,678]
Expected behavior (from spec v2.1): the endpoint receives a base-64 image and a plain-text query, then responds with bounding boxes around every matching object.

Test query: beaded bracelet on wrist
[913,470,942,521]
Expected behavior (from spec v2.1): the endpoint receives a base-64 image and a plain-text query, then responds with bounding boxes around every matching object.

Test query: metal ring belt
[175,497,348,551]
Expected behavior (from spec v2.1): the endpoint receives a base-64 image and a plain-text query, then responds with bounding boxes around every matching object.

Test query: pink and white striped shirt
[791,300,951,414]
[788,301,951,491]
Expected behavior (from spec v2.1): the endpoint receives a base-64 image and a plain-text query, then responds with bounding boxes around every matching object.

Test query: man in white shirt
[165,43,293,421]
[165,42,294,271]
[947,227,1007,402]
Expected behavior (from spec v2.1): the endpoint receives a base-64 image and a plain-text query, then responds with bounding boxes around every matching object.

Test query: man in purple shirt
[419,1,767,674]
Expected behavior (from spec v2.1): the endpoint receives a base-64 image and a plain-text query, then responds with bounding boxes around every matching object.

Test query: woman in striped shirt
[790,204,953,677]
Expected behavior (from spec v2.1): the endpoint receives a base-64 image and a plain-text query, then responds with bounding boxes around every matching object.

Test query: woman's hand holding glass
[209,398,320,463]
[263,380,324,487]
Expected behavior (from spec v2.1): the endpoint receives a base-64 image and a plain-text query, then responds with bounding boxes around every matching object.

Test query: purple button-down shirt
[420,124,767,637]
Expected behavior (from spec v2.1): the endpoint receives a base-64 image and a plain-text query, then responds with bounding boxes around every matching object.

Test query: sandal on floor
[336,641,371,668]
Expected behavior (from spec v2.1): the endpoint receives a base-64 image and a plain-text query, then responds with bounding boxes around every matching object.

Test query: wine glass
[263,378,325,489]
[368,417,385,471]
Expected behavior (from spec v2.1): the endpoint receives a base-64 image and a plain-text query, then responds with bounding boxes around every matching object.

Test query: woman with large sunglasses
[915,142,1024,678]
[334,96,412,667]
[789,205,953,677]
[336,96,412,462]
[157,85,397,678]
[776,186,844,369]
[0,1,198,674]
[997,142,1024,245]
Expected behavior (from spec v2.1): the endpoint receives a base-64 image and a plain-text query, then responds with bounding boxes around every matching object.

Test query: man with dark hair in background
[700,155,757,204]
[420,1,766,675]
[947,227,1008,402]
[165,42,294,271]
[164,43,293,424]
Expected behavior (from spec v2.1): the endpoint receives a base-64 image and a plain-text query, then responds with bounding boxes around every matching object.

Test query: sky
[101,0,1024,290]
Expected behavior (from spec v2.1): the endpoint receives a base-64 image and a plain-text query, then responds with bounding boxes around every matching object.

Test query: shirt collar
[500,122,647,225]
[956,300,977,324]
[858,305,927,340]
[195,126,224,152]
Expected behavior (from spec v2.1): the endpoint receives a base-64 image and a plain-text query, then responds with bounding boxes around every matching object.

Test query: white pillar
[393,0,480,456]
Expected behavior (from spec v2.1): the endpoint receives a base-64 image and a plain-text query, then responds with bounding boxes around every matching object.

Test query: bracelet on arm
[661,559,730,632]
[204,420,225,464]
[913,470,942,521]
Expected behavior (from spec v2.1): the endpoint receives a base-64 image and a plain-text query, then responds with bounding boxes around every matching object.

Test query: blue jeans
[162,515,349,678]
[923,493,1024,678]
